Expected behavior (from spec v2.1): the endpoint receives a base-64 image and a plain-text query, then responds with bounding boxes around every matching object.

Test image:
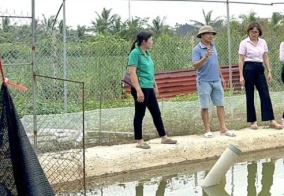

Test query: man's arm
[192,48,212,70]
[218,65,226,88]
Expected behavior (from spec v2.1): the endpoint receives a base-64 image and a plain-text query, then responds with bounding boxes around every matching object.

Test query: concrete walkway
[42,126,284,186]
[85,127,284,178]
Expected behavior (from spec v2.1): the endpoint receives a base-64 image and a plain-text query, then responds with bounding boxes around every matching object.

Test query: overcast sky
[1,0,284,28]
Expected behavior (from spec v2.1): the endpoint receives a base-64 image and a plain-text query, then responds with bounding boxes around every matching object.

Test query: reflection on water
[88,158,284,196]
[202,178,228,196]
[247,162,257,196]
[247,161,275,196]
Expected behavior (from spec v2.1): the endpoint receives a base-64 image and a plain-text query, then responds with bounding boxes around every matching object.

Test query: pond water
[80,148,284,196]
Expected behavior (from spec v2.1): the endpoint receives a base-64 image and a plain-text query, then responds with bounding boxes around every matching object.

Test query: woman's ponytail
[129,39,137,53]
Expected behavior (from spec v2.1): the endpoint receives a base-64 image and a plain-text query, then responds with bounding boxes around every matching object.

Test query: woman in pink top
[238,22,282,130]
[280,42,284,125]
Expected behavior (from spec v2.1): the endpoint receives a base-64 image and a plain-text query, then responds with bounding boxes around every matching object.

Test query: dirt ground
[85,126,284,179]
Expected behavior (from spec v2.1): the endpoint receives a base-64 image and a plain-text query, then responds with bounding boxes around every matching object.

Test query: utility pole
[128,0,131,21]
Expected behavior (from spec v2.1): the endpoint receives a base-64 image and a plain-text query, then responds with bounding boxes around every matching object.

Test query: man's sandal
[204,132,214,138]
[220,130,236,137]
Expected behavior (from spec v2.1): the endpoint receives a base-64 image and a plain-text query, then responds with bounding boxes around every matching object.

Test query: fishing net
[0,84,54,196]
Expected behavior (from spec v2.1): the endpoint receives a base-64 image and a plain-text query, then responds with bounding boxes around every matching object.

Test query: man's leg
[201,108,210,132]
[211,81,228,133]
[216,106,228,132]
[197,81,212,133]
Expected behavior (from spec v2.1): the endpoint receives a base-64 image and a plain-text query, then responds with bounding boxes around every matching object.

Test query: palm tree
[58,20,64,34]
[2,17,10,32]
[110,16,126,35]
[41,15,56,32]
[148,16,166,35]
[203,9,213,25]
[76,25,86,39]
[127,17,148,29]
[189,9,223,29]
[239,11,258,24]
[91,8,118,34]
[266,12,284,34]
[117,16,148,40]
[223,16,243,36]
[238,11,258,34]
[203,9,224,28]
[271,12,283,26]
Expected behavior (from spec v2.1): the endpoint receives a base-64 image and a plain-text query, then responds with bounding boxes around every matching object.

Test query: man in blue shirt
[192,25,235,138]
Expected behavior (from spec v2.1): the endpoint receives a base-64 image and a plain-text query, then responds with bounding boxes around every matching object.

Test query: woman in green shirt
[128,32,177,149]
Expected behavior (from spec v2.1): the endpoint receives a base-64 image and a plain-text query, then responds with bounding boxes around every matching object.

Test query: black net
[0,84,54,196]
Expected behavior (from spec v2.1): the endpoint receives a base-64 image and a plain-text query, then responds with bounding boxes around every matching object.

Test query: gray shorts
[197,80,224,108]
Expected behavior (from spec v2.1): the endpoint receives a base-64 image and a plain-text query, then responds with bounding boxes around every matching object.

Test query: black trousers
[243,61,274,122]
[131,88,166,140]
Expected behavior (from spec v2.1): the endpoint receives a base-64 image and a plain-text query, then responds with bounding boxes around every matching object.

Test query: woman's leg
[243,64,257,123]
[146,89,166,137]
[254,69,274,121]
[146,89,176,143]
[131,88,149,140]
[254,66,282,129]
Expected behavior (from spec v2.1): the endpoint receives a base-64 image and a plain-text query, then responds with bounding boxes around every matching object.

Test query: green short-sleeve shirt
[128,47,155,88]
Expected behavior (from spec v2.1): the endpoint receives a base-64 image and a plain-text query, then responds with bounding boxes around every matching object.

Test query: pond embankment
[44,127,284,186]
[85,127,284,178]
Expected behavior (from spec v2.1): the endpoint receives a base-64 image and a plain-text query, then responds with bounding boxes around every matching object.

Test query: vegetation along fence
[2,4,284,145]
[2,1,284,194]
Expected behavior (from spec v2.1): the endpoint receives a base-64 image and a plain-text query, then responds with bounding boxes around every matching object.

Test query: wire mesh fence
[2,1,284,195]
[2,3,284,145]
[0,8,86,195]
[21,75,86,194]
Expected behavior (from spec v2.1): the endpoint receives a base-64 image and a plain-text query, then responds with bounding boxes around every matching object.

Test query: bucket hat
[197,25,217,38]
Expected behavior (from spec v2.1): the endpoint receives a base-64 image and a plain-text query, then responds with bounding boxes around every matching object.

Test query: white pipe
[201,144,242,187]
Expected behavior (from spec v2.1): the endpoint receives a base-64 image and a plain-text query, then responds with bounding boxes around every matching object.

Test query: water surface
[72,148,284,195]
